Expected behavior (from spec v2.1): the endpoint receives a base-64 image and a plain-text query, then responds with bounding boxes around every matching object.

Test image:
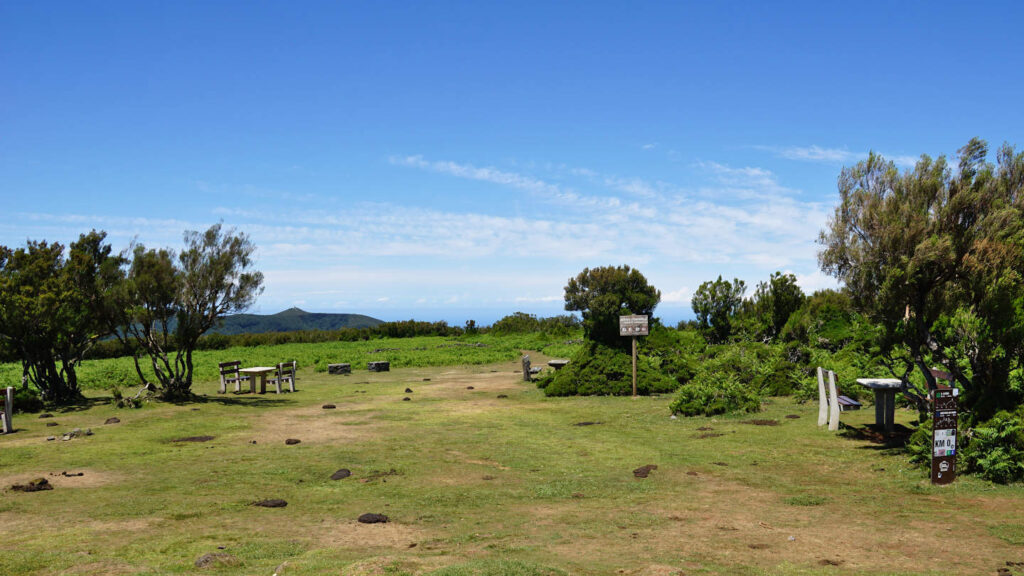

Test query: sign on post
[931,388,958,485]
[619,315,649,397]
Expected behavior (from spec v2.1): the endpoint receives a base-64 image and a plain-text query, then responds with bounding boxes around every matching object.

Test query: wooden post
[631,337,637,397]
[816,367,828,427]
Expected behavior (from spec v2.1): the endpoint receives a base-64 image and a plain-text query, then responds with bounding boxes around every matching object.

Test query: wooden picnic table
[855,378,903,432]
[239,366,276,394]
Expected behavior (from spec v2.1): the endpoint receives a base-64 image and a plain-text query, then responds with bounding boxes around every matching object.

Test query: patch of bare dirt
[742,419,779,426]
[0,469,122,490]
[633,464,658,479]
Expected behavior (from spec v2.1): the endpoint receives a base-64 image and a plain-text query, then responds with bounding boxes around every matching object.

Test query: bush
[13,386,44,413]
[669,371,761,416]
[537,341,678,396]
[961,410,1024,484]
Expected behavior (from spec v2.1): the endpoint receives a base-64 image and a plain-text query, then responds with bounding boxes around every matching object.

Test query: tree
[563,265,660,346]
[819,139,1024,419]
[691,276,746,344]
[746,272,805,341]
[115,224,264,398]
[0,231,123,404]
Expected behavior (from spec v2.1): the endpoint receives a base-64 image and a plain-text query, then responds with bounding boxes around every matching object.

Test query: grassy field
[1,349,1023,575]
[0,333,581,392]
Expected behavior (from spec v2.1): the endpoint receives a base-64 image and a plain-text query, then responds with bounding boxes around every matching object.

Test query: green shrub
[13,386,44,413]
[668,371,761,416]
[537,341,678,396]
[961,410,1024,484]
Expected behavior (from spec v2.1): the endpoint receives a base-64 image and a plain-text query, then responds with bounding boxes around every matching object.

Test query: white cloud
[760,145,919,169]
[514,295,561,303]
[661,287,689,303]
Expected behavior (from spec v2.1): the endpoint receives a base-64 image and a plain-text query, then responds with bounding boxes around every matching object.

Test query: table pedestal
[874,389,896,432]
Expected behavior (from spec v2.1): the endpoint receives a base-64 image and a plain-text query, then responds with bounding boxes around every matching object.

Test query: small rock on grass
[195,552,239,568]
[104,417,120,424]
[466,386,474,390]
[252,499,287,508]
[11,478,53,492]
[46,436,56,441]
[357,513,388,524]
[633,464,658,479]
[46,422,58,427]
[785,414,801,419]
[330,468,351,480]
[285,439,301,445]
[405,388,413,393]
[322,404,336,410]
[402,397,411,401]
[496,394,508,399]
[38,413,53,419]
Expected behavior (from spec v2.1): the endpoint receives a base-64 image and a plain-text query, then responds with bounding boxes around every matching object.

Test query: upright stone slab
[522,355,531,381]
[1,386,13,434]
[328,363,351,375]
[367,361,390,372]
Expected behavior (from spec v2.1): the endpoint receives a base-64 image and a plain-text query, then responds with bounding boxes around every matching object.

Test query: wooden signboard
[931,388,958,485]
[619,315,649,336]
[619,315,649,397]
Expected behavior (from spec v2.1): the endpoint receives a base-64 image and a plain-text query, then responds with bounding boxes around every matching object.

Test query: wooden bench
[1,387,13,434]
[218,361,251,394]
[267,361,297,394]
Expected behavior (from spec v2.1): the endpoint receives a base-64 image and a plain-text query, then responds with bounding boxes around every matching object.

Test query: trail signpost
[619,315,649,397]
[931,387,958,485]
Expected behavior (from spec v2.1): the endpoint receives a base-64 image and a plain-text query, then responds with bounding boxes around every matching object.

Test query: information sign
[931,388,958,485]
[619,315,649,336]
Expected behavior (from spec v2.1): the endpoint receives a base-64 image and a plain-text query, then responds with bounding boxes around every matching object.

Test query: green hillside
[210,307,383,335]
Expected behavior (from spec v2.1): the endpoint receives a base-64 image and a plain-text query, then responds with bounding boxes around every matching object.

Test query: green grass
[1,344,1022,575]
[0,332,584,391]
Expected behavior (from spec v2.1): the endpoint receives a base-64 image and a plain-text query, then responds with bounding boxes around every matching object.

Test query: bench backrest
[276,361,296,378]
[219,361,241,376]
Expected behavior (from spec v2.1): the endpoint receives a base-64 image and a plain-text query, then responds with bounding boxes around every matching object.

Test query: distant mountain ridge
[210,307,384,335]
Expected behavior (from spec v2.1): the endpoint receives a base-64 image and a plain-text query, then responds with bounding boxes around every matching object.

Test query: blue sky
[2,2,1023,325]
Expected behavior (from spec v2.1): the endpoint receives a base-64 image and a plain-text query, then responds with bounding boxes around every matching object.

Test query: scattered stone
[405,388,413,393]
[249,440,257,444]
[402,397,411,401]
[357,513,389,524]
[713,462,729,467]
[194,552,239,569]
[328,363,351,375]
[191,408,200,411]
[104,417,120,424]
[367,361,390,372]
[39,413,54,419]
[571,492,585,499]
[252,499,287,508]
[61,471,84,477]
[482,475,496,481]
[408,543,417,548]
[496,394,508,399]
[787,536,796,541]
[785,414,801,419]
[46,422,58,427]
[819,559,843,566]
[422,378,431,381]
[46,436,55,441]
[330,469,352,480]
[322,404,336,410]
[466,386,474,390]
[742,419,780,426]
[698,432,724,439]
[697,426,714,431]
[11,478,52,492]
[574,421,601,426]
[670,414,678,420]
[686,471,699,476]
[61,428,91,441]
[172,435,215,443]
[284,439,301,445]
[633,464,658,478]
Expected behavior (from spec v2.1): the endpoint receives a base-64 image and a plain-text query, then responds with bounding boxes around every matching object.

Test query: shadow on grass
[181,393,297,409]
[840,422,914,450]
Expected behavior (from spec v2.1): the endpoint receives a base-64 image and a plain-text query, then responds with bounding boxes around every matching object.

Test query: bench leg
[219,376,227,394]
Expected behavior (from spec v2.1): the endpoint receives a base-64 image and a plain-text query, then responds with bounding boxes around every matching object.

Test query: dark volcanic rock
[742,419,780,426]
[104,417,121,425]
[11,478,53,492]
[39,413,54,419]
[45,422,58,427]
[285,438,301,445]
[785,414,801,419]
[633,464,658,478]
[402,397,411,401]
[466,386,474,390]
[574,421,601,426]
[357,513,389,524]
[496,394,508,399]
[405,388,413,393]
[194,552,239,568]
[252,499,288,508]
[330,468,352,480]
[322,404,336,409]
